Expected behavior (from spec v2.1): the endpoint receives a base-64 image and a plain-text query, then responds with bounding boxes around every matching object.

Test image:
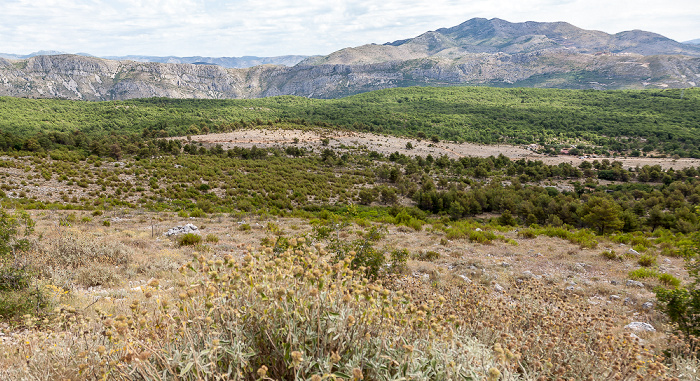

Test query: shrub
[657,273,682,288]
[0,288,46,318]
[238,223,251,231]
[41,233,132,269]
[389,248,409,273]
[656,239,700,350]
[0,209,34,258]
[518,229,537,239]
[189,208,206,218]
[205,234,219,243]
[75,263,120,287]
[12,240,496,380]
[418,250,440,262]
[601,249,622,261]
[0,210,42,318]
[177,233,202,247]
[468,230,499,244]
[497,210,517,227]
[628,268,659,280]
[637,254,657,267]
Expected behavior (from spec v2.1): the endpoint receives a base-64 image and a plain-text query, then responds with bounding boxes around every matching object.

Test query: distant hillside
[0,52,308,68]
[302,18,700,65]
[0,18,698,100]
[100,55,309,68]
[684,39,700,45]
[0,50,70,59]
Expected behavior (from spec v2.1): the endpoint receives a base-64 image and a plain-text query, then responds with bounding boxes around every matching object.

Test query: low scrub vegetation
[1,237,683,380]
[177,233,202,247]
[1,86,700,378]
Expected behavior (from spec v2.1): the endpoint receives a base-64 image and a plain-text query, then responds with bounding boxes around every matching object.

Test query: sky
[1,0,698,57]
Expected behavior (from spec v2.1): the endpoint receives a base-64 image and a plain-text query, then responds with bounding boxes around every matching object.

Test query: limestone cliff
[1,18,698,100]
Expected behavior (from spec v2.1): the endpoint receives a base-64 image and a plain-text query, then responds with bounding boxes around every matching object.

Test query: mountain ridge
[1,18,698,100]
[0,51,308,68]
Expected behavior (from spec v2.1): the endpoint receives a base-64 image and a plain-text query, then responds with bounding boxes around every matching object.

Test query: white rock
[494,283,505,292]
[458,275,472,283]
[626,279,645,288]
[624,322,655,332]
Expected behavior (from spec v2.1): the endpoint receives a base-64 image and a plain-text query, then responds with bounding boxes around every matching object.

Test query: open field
[180,129,700,170]
[1,209,697,380]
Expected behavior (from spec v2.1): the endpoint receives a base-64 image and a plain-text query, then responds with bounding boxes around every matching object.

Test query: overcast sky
[1,0,698,57]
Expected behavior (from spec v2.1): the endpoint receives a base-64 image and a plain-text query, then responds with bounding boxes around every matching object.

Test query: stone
[458,275,472,283]
[628,248,640,256]
[642,302,654,310]
[610,295,621,301]
[624,322,655,332]
[626,279,645,288]
[165,223,199,236]
[624,297,635,306]
[521,270,534,279]
[494,283,505,292]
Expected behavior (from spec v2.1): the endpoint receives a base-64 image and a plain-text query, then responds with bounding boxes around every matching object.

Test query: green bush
[637,254,657,267]
[657,273,682,288]
[655,239,700,350]
[601,249,622,261]
[0,288,46,318]
[518,229,537,239]
[0,210,43,318]
[418,251,440,262]
[205,234,219,243]
[389,248,409,273]
[177,233,202,247]
[239,224,251,231]
[628,268,659,280]
[189,208,206,218]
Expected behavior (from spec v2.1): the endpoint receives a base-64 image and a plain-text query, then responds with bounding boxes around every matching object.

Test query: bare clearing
[178,128,700,170]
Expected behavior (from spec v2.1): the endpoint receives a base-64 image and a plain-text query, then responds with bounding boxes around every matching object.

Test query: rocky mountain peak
[0,18,698,101]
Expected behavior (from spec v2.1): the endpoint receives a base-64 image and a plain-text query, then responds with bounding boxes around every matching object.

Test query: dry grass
[0,212,696,380]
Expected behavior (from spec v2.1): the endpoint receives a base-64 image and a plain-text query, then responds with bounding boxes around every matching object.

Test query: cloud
[0,0,697,57]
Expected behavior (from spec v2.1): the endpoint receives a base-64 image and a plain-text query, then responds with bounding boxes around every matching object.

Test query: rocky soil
[180,129,700,170]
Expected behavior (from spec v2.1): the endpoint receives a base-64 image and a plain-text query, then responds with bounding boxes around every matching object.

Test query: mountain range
[0,51,308,68]
[1,18,698,100]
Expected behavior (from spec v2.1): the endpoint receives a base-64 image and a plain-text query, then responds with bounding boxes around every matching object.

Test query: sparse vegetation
[176,233,202,247]
[0,86,699,378]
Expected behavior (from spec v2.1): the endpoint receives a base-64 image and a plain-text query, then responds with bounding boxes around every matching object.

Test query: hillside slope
[1,18,699,100]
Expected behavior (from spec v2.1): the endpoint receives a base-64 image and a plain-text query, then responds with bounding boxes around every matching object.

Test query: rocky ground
[180,128,700,170]
[0,209,678,349]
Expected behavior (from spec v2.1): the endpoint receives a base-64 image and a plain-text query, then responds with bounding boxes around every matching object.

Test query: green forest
[1,86,698,157]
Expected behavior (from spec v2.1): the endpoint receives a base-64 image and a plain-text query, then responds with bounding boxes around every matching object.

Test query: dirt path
[175,129,700,170]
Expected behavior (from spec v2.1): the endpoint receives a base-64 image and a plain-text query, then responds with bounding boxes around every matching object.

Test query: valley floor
[181,129,700,170]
